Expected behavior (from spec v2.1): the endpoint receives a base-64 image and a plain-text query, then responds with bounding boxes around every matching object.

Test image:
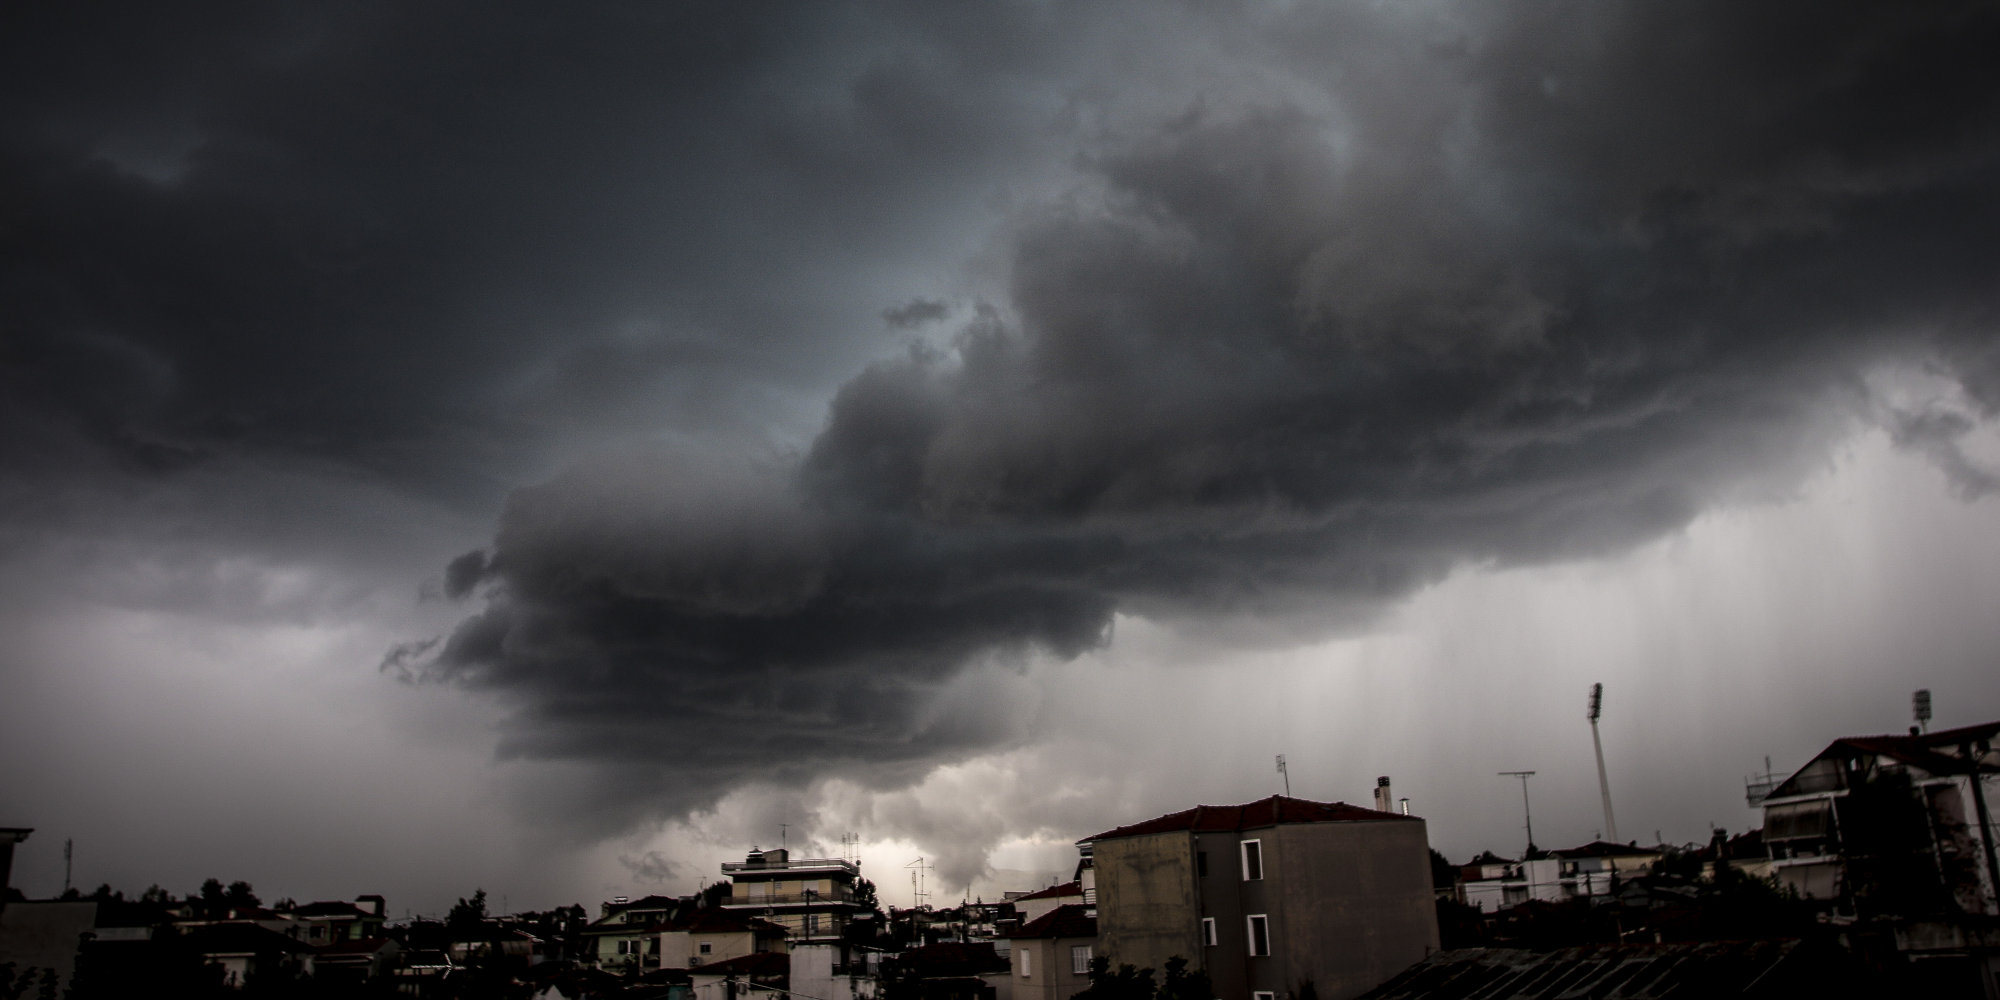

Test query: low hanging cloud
[408,0,2000,849]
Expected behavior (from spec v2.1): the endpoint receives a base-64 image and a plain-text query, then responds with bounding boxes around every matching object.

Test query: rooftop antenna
[1276,755,1290,797]
[1914,689,1932,734]
[906,857,933,909]
[1588,683,1620,843]
[1498,771,1537,854]
[63,838,73,896]
[780,823,788,852]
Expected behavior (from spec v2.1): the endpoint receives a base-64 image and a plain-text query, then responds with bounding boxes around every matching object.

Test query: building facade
[1007,903,1096,1000]
[722,848,867,942]
[1761,720,2000,915]
[1083,796,1439,1000]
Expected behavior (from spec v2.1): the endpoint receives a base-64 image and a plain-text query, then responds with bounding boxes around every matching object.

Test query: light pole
[1499,771,1537,854]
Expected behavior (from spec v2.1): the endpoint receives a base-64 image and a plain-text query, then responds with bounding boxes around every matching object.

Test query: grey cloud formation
[414,0,2000,844]
[5,1,1999,892]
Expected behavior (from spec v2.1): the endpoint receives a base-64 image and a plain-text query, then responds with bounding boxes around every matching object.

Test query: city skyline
[4,1,1999,917]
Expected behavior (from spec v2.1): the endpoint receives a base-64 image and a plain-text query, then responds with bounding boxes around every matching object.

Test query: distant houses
[6,712,1999,997]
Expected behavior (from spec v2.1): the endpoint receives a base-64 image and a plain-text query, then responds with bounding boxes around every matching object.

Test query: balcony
[720,890,859,908]
[722,857,860,876]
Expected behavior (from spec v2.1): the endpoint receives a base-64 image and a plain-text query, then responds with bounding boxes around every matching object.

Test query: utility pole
[1589,683,1620,843]
[1276,755,1290,797]
[63,838,72,896]
[1499,771,1538,854]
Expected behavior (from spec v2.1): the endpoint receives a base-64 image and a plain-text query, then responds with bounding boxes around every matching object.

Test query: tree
[1070,957,1157,1000]
[1157,956,1211,1000]
[854,877,880,912]
[448,889,489,931]
[198,878,227,917]
[224,881,259,909]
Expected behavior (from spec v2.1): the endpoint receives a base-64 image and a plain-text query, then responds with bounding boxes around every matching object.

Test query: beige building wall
[659,927,760,971]
[1091,831,1200,978]
[1094,819,1438,1000]
[1011,935,1096,1000]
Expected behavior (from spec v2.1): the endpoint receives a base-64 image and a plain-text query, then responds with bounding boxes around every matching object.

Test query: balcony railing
[720,890,859,908]
[722,858,860,875]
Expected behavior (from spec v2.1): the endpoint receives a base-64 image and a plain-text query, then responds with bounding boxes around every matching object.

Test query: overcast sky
[4,1,1999,916]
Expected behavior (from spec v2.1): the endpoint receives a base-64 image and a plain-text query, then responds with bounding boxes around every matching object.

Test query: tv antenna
[1275,755,1290,797]
[906,857,933,908]
[1498,771,1537,854]
[1588,683,1620,843]
[1914,689,1932,734]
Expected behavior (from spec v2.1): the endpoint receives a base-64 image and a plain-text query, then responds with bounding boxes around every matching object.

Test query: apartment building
[722,848,867,942]
[1082,795,1438,1000]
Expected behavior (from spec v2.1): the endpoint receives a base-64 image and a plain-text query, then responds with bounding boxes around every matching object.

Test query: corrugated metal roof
[1355,941,1816,999]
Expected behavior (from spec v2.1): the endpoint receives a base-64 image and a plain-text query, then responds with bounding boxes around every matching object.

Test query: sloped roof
[689,951,790,977]
[317,936,398,957]
[1553,840,1664,859]
[1354,941,1834,999]
[1080,795,1415,842]
[664,910,788,935]
[1008,904,1097,941]
[290,900,375,919]
[181,923,315,956]
[1770,720,2000,798]
[897,941,1009,976]
[1012,881,1082,903]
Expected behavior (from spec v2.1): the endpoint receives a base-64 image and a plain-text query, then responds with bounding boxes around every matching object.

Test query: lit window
[1202,918,1217,947]
[1019,949,1032,978]
[1241,840,1263,881]
[1254,992,1276,1000]
[1247,914,1270,957]
[1072,945,1093,974]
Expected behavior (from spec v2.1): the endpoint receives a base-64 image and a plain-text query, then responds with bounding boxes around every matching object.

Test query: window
[1196,851,1208,877]
[1072,945,1093,974]
[1019,949,1032,978]
[1247,915,1271,957]
[1241,839,1263,881]
[1254,992,1277,1000]
[699,942,712,955]
[1202,918,1217,946]
[309,926,325,940]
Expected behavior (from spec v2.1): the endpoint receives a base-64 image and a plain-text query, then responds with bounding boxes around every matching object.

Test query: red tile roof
[1011,881,1082,902]
[1079,795,1415,843]
[689,951,790,977]
[663,910,788,935]
[1008,904,1097,941]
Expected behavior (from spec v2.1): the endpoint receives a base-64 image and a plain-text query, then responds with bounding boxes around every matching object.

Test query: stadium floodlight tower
[1588,683,1620,844]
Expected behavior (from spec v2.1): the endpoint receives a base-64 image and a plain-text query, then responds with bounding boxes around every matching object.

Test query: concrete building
[791,939,884,1000]
[658,909,789,971]
[1459,842,1663,914]
[1010,882,1085,925]
[1082,795,1439,1000]
[722,848,867,942]
[1760,720,2000,914]
[1006,903,1096,1000]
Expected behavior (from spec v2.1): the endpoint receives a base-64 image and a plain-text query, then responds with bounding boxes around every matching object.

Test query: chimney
[1373,777,1393,813]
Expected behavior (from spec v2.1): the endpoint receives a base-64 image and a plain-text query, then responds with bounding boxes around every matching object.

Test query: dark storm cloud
[8,0,1998,849]
[410,0,2000,835]
[0,2,1061,510]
